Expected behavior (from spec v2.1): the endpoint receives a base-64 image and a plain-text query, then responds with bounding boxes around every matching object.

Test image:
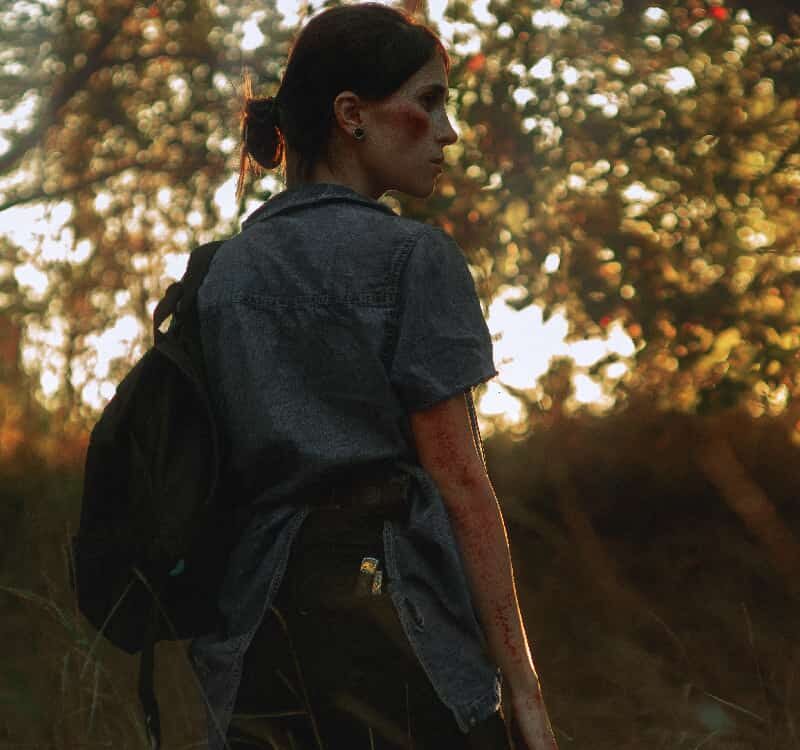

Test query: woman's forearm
[438,476,542,693]
[408,393,556,746]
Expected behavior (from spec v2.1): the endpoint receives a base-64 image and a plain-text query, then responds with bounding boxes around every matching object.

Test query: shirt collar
[242,182,398,228]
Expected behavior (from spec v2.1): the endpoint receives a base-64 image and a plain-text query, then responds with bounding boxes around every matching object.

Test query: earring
[353,127,366,141]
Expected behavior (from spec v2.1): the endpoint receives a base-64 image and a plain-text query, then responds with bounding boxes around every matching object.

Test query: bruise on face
[382,99,430,142]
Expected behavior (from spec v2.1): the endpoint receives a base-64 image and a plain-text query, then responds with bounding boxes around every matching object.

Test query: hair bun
[240,92,284,191]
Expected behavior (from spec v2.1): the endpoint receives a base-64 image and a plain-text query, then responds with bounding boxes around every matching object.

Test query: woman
[190,4,557,749]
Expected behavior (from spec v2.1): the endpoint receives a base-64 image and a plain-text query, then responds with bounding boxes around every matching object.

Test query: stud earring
[353,127,366,141]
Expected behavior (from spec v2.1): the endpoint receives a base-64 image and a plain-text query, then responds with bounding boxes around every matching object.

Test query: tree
[1,0,295,432]
[416,0,800,423]
[0,0,798,435]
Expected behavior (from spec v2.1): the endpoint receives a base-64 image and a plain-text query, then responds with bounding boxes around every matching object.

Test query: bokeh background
[1,0,800,747]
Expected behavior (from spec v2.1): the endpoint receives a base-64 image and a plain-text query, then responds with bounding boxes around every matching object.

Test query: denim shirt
[189,182,501,748]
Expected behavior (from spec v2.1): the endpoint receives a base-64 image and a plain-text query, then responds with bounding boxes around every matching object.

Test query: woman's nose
[440,118,458,146]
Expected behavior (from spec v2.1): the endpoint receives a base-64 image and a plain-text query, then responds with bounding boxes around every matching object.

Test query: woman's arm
[409,390,557,750]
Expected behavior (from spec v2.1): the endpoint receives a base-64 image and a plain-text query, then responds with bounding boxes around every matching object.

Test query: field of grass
[2,410,799,749]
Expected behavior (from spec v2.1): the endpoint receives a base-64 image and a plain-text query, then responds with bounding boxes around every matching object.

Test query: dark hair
[236,2,450,199]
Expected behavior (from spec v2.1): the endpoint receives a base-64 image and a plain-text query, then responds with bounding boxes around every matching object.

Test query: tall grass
[4,411,800,748]
[0,461,205,748]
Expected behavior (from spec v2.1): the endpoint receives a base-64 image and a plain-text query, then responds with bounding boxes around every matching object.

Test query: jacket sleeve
[389,226,498,412]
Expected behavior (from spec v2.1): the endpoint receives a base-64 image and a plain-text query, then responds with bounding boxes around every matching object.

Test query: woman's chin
[403,178,438,199]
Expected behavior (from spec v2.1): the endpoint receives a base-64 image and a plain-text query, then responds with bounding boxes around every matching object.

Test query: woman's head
[237,2,458,200]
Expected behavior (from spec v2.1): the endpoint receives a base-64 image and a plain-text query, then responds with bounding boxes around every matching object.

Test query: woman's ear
[332,91,364,135]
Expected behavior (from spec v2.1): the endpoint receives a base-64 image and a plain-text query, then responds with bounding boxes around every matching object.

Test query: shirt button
[469,717,477,727]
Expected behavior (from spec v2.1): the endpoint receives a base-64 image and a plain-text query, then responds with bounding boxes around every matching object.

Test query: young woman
[190,4,558,749]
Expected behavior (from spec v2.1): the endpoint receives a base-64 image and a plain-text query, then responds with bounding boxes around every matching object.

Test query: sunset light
[2,0,799,431]
[3,2,800,748]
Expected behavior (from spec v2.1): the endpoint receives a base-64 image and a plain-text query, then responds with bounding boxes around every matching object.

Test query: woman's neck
[285,151,382,200]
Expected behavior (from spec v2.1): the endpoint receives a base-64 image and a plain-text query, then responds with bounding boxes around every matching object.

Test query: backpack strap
[153,282,183,342]
[152,240,225,343]
[138,602,161,749]
[465,388,488,473]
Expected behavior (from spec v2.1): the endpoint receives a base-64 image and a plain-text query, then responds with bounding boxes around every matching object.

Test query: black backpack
[71,240,248,749]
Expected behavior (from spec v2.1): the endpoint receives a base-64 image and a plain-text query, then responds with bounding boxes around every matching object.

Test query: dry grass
[3,413,800,749]
[499,449,800,746]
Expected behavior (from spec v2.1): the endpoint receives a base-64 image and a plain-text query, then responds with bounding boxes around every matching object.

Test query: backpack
[71,240,249,749]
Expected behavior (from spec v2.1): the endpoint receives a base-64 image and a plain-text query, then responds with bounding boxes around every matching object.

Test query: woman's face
[355,53,459,199]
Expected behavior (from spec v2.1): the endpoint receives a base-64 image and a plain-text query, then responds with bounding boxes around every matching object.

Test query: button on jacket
[190,182,501,748]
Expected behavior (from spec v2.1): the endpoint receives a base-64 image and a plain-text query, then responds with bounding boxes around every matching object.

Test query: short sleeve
[390,227,498,412]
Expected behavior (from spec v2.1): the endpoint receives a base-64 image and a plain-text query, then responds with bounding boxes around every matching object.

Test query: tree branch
[0,0,138,176]
[0,158,140,212]
[0,153,226,213]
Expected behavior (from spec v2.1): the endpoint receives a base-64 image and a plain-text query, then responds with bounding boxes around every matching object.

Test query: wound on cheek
[389,102,430,141]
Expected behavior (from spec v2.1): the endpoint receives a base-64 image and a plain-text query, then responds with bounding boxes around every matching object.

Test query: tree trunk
[696,425,800,599]
[551,459,639,613]
[548,454,681,655]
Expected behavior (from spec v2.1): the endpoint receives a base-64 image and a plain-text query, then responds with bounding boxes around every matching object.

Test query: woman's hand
[508,685,559,750]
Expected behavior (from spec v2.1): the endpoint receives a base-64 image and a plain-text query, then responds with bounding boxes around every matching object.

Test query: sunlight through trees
[1,0,798,444]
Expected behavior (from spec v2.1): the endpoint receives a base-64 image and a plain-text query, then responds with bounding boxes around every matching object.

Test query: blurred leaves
[1,0,295,432]
[0,0,799,442]
[426,0,800,421]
